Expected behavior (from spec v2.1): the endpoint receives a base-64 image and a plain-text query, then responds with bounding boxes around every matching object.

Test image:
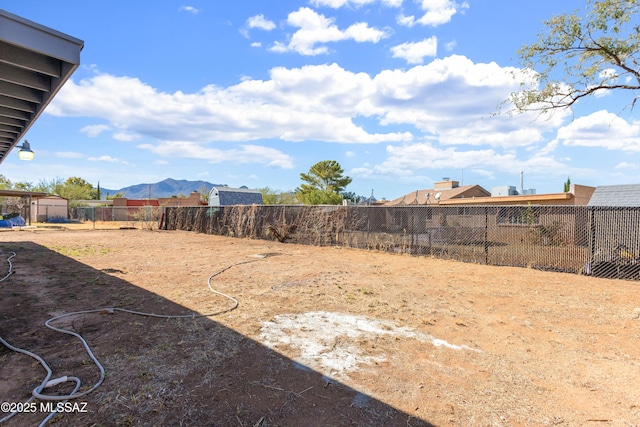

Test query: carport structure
[0,8,83,164]
[0,189,46,225]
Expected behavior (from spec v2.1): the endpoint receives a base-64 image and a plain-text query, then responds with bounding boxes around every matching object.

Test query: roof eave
[0,9,84,164]
[439,193,573,205]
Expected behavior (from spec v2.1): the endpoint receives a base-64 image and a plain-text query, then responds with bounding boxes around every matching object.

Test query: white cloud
[615,161,636,169]
[444,40,456,51]
[311,0,403,8]
[371,55,566,147]
[350,141,589,184]
[556,110,640,152]
[138,141,295,169]
[55,151,85,159]
[81,124,110,137]
[345,21,388,42]
[396,14,414,26]
[599,68,617,79]
[270,7,389,55]
[246,14,276,31]
[50,64,410,144]
[49,55,573,156]
[390,37,437,64]
[179,6,200,14]
[87,155,129,164]
[592,88,612,98]
[398,0,468,27]
[113,132,138,142]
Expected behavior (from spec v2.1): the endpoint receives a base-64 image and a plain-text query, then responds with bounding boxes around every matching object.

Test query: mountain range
[101,178,222,199]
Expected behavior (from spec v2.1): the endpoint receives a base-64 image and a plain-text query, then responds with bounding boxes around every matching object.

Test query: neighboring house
[373,180,490,238]
[356,195,388,206]
[208,186,263,207]
[74,200,114,222]
[112,197,160,221]
[31,195,69,222]
[112,198,160,207]
[378,183,596,246]
[385,179,491,206]
[587,184,640,206]
[105,192,205,208]
[75,200,114,207]
[438,183,595,244]
[437,183,596,207]
[158,191,206,207]
[84,193,204,222]
[387,180,595,207]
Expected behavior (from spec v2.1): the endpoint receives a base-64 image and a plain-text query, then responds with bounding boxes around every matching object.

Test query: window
[497,206,539,225]
[393,210,407,228]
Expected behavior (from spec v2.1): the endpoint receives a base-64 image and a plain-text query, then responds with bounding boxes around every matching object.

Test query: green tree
[563,176,572,192]
[33,178,55,193]
[341,191,357,202]
[300,190,344,205]
[14,181,34,191]
[106,192,125,200]
[278,191,299,204]
[0,174,12,190]
[508,0,640,114]
[259,187,299,205]
[260,187,279,205]
[198,185,209,204]
[36,177,97,206]
[295,160,352,205]
[0,174,13,209]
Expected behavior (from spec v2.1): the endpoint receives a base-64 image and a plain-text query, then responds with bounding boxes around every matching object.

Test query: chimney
[434,179,459,190]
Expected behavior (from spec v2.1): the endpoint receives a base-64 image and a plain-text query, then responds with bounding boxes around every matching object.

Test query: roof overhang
[0,189,46,198]
[0,9,83,164]
[439,192,573,205]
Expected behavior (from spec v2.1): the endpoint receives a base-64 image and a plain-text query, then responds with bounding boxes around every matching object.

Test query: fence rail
[74,206,161,224]
[156,204,640,281]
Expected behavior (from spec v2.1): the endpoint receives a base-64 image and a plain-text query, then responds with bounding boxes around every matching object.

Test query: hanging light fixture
[16,140,34,161]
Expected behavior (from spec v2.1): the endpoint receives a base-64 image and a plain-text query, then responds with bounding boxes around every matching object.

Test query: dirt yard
[0,227,638,426]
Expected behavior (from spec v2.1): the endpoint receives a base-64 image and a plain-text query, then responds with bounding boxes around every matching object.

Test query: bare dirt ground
[0,226,638,426]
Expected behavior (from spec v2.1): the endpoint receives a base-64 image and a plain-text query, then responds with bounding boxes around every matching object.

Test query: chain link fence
[162,204,640,281]
[73,206,163,229]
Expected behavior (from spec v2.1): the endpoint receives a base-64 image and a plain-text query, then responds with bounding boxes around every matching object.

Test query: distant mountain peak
[102,178,222,199]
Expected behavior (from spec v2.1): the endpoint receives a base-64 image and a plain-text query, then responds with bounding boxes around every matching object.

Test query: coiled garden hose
[0,251,257,426]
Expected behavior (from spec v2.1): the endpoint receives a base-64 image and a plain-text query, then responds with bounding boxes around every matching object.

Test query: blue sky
[2,0,639,199]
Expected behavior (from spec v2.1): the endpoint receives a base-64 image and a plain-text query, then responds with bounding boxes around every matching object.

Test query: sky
[2,0,639,200]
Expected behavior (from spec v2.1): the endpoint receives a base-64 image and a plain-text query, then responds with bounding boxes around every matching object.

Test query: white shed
[31,195,69,222]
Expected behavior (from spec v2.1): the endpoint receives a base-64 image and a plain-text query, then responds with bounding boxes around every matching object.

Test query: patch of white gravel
[259,311,479,377]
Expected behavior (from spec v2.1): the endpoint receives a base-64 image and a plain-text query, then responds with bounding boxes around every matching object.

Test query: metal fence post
[484,206,489,265]
[588,207,595,270]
